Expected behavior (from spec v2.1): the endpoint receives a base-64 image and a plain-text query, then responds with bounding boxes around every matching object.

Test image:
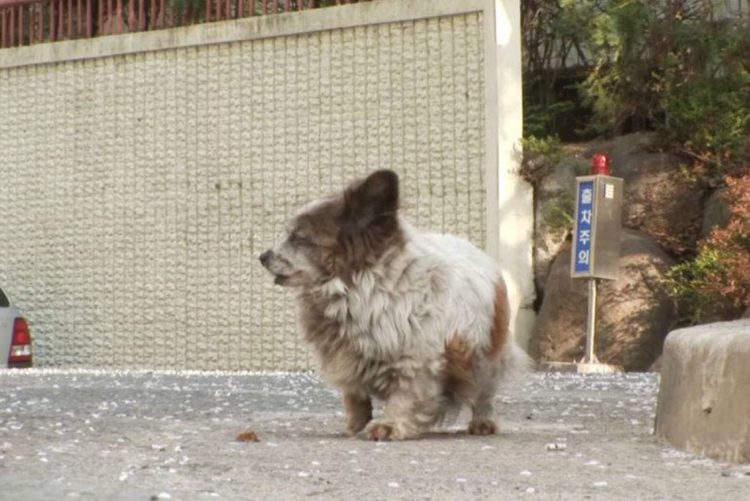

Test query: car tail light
[8,317,32,366]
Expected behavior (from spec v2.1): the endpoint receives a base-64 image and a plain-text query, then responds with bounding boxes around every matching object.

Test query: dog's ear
[344,170,399,228]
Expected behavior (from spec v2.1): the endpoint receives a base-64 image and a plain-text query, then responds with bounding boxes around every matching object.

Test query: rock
[533,134,652,293]
[655,320,750,463]
[529,230,678,371]
[701,187,731,238]
[584,133,705,255]
[533,133,704,294]
[564,132,657,168]
[613,152,704,257]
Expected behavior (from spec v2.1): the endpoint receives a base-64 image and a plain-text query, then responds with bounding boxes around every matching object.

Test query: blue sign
[574,180,594,274]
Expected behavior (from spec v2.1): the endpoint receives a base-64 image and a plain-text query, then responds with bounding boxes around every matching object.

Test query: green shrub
[541,192,575,234]
[666,175,750,323]
[519,135,564,185]
[665,248,727,324]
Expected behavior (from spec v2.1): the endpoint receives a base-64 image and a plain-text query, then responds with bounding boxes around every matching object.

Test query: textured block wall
[0,12,486,370]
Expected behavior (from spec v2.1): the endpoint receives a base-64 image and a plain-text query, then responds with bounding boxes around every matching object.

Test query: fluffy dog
[260,170,528,440]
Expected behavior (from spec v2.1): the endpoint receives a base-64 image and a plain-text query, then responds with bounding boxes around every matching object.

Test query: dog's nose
[259,250,273,267]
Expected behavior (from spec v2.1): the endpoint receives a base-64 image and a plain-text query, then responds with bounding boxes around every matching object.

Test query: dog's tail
[496,339,534,383]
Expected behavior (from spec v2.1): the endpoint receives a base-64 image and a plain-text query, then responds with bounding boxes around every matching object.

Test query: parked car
[0,286,32,368]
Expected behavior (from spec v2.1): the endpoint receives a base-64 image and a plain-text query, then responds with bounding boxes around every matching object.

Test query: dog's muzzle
[259,250,273,268]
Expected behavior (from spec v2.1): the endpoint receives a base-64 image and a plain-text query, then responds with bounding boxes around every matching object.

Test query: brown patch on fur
[442,333,476,403]
[294,197,347,277]
[343,393,373,435]
[487,282,510,360]
[293,170,405,281]
[337,170,404,276]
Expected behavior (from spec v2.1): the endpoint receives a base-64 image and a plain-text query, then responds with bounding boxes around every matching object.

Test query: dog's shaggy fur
[260,170,529,440]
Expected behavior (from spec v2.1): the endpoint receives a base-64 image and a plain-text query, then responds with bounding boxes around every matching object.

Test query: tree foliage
[523,1,750,180]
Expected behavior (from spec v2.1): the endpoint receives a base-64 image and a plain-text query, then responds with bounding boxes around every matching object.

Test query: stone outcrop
[529,230,677,371]
[534,133,705,294]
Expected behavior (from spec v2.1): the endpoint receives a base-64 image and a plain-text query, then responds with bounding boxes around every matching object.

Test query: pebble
[546,443,567,451]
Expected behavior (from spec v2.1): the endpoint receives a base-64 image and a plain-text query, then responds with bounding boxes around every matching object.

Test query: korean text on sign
[574,181,594,273]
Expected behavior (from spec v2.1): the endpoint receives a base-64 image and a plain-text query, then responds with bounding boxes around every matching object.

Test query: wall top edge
[0,0,489,69]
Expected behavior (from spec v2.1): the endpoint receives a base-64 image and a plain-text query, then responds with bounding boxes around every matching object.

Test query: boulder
[533,133,704,294]
[529,230,678,371]
[560,132,657,168]
[582,133,705,256]
[533,134,651,293]
[701,187,731,238]
[655,320,750,463]
[617,152,705,255]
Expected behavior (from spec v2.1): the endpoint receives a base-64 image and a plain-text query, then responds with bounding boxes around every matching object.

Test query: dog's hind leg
[467,378,498,435]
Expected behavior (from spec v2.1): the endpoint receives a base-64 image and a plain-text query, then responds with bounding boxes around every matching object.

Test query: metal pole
[585,278,597,364]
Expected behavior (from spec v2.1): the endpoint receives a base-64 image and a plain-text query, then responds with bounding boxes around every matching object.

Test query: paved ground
[0,369,748,500]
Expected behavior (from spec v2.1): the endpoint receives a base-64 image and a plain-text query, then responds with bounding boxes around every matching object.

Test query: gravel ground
[1,369,748,500]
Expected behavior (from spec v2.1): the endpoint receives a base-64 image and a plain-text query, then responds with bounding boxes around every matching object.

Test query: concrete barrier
[655,320,750,463]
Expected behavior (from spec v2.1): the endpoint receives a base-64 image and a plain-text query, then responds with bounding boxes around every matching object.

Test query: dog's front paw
[366,420,418,441]
[368,422,394,441]
[468,418,497,436]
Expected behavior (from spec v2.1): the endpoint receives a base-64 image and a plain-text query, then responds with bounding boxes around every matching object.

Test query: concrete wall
[0,0,531,370]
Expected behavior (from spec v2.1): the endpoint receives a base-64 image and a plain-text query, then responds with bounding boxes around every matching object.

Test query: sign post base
[540,361,624,374]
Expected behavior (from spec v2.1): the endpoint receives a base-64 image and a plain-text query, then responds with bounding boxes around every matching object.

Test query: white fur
[309,220,501,359]
[296,218,529,439]
[261,171,529,440]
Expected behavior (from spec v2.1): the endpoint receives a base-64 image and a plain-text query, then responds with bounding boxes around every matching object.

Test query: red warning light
[591,154,611,175]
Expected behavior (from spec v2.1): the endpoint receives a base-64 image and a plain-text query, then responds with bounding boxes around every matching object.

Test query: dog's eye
[289,232,312,247]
